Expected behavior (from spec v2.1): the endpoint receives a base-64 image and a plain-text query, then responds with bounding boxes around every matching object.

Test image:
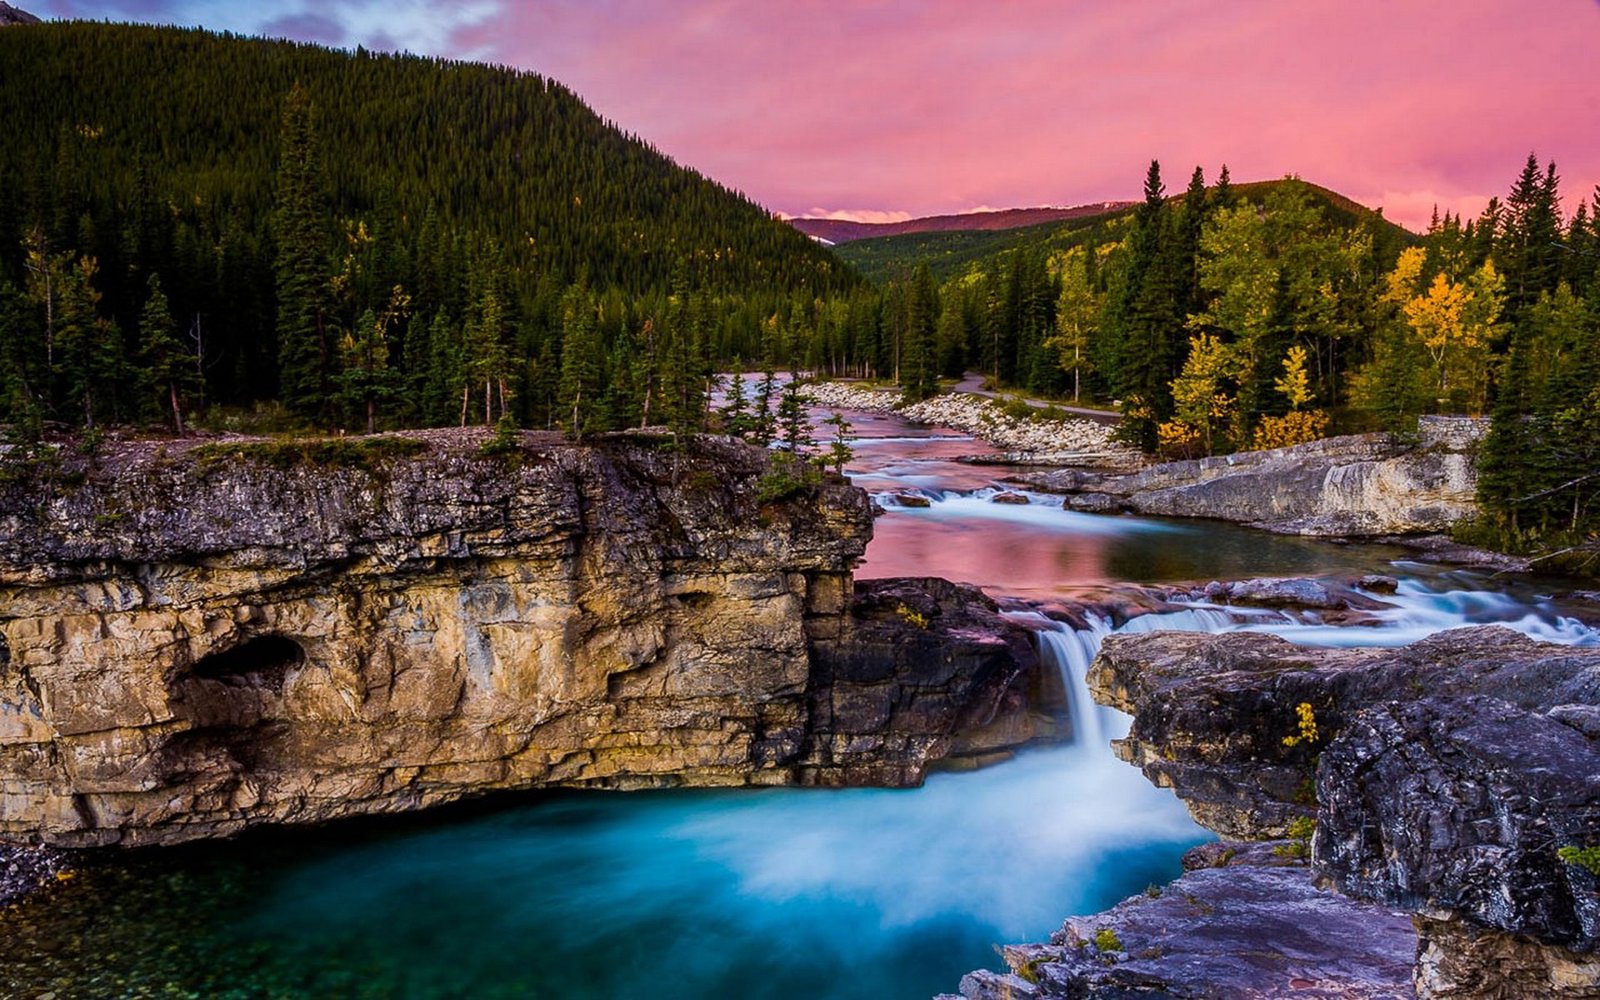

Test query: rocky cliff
[1078,627,1600,999]
[1020,416,1484,537]
[0,431,1056,848]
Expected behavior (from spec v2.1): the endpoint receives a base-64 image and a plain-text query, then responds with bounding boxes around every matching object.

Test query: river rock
[1084,626,1600,998]
[0,844,72,907]
[0,431,1055,848]
[1318,695,1600,952]
[947,843,1416,1000]
[1022,416,1486,537]
[990,492,1030,505]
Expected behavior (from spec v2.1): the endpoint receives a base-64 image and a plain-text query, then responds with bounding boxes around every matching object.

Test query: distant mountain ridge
[789,202,1136,244]
[829,178,1415,283]
[0,2,40,26]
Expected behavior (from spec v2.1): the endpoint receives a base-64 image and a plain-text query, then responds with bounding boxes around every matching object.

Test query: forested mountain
[789,202,1134,246]
[0,20,1594,564]
[0,19,850,429]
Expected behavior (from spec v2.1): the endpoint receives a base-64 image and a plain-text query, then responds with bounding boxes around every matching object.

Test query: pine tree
[900,263,940,402]
[272,84,333,423]
[557,283,601,439]
[1499,154,1563,322]
[338,299,402,434]
[751,363,779,447]
[56,256,123,429]
[138,274,199,433]
[819,411,855,474]
[720,357,753,438]
[776,373,814,455]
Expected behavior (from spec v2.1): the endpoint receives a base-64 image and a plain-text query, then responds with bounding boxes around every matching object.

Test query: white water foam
[1009,581,1599,754]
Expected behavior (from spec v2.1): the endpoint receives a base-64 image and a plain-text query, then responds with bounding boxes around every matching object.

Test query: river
[2,404,1595,999]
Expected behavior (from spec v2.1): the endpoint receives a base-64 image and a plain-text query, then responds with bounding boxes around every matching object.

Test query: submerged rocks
[0,844,72,907]
[1021,416,1486,537]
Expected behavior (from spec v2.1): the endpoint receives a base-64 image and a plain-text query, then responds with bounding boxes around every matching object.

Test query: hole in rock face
[168,635,307,754]
[0,633,10,667]
[189,635,305,687]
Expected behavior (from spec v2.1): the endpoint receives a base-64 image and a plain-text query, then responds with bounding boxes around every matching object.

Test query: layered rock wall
[0,432,1052,847]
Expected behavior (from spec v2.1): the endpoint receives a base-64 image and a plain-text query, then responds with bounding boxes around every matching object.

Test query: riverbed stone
[954,845,1416,1000]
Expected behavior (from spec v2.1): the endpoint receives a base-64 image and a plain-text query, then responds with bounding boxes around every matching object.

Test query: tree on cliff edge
[273,84,333,424]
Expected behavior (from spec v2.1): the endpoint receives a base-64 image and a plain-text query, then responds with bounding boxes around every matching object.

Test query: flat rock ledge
[1018,416,1485,537]
[944,842,1417,1000]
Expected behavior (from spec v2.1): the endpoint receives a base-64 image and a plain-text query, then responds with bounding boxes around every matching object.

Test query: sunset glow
[30,0,1600,229]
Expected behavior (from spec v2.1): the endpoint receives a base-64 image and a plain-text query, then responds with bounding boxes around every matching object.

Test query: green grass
[190,436,426,473]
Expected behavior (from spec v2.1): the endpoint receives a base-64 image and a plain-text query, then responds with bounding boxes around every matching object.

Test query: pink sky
[34,0,1600,230]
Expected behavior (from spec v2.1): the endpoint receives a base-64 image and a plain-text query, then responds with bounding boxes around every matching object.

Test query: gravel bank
[1,844,73,907]
[805,382,1142,469]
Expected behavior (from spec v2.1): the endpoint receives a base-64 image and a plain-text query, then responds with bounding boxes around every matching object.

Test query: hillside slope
[0,20,846,296]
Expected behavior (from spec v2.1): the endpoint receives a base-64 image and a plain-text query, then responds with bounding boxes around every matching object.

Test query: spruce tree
[139,274,199,433]
[272,84,332,423]
[557,283,601,439]
[900,264,940,402]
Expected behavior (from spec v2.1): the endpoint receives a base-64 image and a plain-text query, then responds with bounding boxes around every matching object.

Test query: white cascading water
[1009,585,1599,754]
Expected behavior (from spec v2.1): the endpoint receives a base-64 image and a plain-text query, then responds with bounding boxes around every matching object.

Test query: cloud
[799,209,914,224]
[32,0,1600,231]
[33,0,499,54]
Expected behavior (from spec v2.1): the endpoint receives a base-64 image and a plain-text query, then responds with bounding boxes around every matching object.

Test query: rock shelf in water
[1018,416,1485,538]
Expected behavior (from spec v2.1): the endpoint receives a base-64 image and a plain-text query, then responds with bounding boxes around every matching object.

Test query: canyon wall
[0,432,1053,847]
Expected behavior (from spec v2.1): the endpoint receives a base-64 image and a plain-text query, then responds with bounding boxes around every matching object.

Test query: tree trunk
[169,381,183,435]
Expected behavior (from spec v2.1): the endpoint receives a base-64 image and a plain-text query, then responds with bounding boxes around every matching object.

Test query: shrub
[1092,927,1123,953]
[1558,845,1600,876]
[755,451,820,504]
[1253,410,1330,450]
[894,603,931,629]
[1273,815,1317,860]
[1281,702,1320,748]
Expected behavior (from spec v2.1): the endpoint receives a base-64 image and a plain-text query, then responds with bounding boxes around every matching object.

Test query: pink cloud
[450,0,1600,232]
[798,209,915,224]
[37,1,1600,232]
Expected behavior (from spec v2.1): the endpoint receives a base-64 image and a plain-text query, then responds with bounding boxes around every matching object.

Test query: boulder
[953,844,1416,1000]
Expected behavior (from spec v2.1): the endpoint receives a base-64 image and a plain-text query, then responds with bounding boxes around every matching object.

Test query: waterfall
[1034,618,1111,749]
[1005,612,1117,751]
[1007,607,1247,753]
